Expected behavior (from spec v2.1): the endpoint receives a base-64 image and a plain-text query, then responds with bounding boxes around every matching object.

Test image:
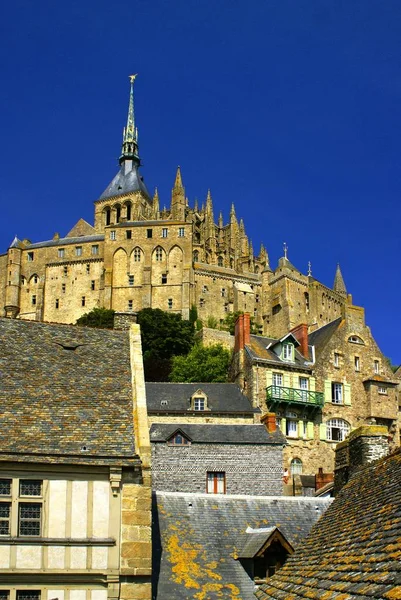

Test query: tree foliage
[170,343,231,383]
[76,307,115,329]
[221,311,258,335]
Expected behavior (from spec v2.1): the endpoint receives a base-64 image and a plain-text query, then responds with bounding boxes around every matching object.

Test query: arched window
[218,256,223,267]
[326,418,350,442]
[105,207,111,226]
[155,247,164,262]
[348,335,364,345]
[115,204,121,223]
[125,201,132,221]
[133,247,142,262]
[290,458,303,476]
[193,250,199,262]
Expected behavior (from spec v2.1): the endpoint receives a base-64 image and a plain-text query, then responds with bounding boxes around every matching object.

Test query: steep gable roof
[0,318,137,466]
[255,447,401,599]
[308,317,343,354]
[153,491,332,599]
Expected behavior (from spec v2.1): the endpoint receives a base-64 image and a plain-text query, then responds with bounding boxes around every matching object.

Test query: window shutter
[344,383,351,405]
[281,418,287,436]
[298,421,304,438]
[324,380,332,403]
[266,371,273,388]
[283,373,290,388]
[319,423,327,440]
[307,421,314,439]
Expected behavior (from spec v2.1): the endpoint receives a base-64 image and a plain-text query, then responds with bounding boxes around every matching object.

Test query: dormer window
[194,397,205,411]
[189,389,209,411]
[348,335,364,345]
[168,432,190,445]
[282,344,293,362]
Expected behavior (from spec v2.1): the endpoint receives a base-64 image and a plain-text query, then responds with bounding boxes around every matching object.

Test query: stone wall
[151,442,283,496]
[195,326,234,350]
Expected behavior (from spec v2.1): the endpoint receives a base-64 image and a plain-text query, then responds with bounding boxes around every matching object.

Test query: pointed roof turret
[333,263,347,295]
[120,74,140,165]
[173,166,184,190]
[9,235,21,249]
[99,76,151,202]
[218,211,224,228]
[206,189,213,210]
[230,203,236,218]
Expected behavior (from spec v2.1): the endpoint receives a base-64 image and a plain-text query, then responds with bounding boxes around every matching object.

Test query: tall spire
[174,166,183,189]
[333,263,347,295]
[120,74,140,165]
[171,167,186,220]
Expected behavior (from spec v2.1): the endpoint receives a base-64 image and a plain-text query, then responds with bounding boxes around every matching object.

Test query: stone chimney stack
[260,412,277,434]
[234,313,251,352]
[290,323,309,358]
[334,425,389,495]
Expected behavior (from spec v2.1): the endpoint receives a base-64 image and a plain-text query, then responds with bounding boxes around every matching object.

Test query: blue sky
[1,1,400,363]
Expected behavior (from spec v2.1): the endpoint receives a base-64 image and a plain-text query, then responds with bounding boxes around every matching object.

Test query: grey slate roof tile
[153,491,332,599]
[150,423,286,445]
[146,382,259,414]
[255,447,401,599]
[0,318,138,466]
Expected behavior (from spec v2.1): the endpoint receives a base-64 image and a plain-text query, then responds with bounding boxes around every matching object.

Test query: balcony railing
[266,385,324,408]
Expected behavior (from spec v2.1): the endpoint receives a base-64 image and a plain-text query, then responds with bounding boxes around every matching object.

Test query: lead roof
[255,447,401,599]
[0,318,137,466]
[99,162,151,201]
[153,492,332,599]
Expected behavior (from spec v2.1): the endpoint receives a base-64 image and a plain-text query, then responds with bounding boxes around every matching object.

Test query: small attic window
[348,335,364,345]
[282,344,294,362]
[168,432,189,446]
[190,390,208,411]
[161,400,168,406]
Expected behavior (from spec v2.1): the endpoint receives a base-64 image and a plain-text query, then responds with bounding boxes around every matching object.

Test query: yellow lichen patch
[384,586,401,599]
[194,582,241,600]
[166,534,202,589]
[206,561,218,569]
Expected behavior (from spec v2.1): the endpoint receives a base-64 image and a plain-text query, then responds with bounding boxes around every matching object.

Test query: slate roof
[308,318,342,355]
[153,491,332,599]
[246,335,312,370]
[255,447,401,600]
[99,163,151,201]
[146,382,258,414]
[25,234,104,249]
[150,423,286,445]
[238,528,280,558]
[0,318,138,466]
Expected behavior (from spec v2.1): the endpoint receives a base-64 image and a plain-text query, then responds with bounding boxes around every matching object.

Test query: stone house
[0,319,151,600]
[232,304,399,478]
[0,79,362,340]
[152,491,332,599]
[146,382,259,425]
[150,419,285,496]
[255,425,401,600]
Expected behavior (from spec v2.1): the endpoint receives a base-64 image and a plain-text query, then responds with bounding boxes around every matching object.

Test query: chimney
[290,323,308,358]
[260,412,277,433]
[234,313,251,352]
[334,425,389,495]
[315,467,333,491]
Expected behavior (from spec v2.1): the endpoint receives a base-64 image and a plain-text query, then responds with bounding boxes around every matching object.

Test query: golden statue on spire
[129,74,138,83]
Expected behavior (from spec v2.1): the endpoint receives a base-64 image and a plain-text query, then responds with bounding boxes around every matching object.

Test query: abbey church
[0,78,349,338]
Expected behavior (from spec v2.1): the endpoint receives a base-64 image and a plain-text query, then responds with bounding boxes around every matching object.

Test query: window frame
[332,382,343,404]
[110,231,116,241]
[207,472,226,494]
[58,248,65,259]
[75,246,82,257]
[272,373,283,387]
[161,227,168,238]
[326,418,350,442]
[178,227,185,237]
[282,344,293,361]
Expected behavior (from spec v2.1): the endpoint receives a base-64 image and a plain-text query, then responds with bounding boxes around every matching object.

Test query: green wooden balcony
[266,385,324,410]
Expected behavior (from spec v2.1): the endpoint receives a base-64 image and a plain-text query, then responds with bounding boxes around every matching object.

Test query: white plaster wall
[47,591,64,600]
[92,547,108,569]
[47,546,65,569]
[48,480,67,537]
[70,591,86,600]
[91,591,107,600]
[16,545,41,568]
[71,481,88,537]
[92,481,109,537]
[70,546,87,569]
[0,545,10,568]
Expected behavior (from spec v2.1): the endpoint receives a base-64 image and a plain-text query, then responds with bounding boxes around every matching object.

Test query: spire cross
[308,261,312,276]
[283,242,288,259]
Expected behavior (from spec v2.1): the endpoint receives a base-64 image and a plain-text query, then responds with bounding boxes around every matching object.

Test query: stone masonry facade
[1,80,356,341]
[151,443,283,496]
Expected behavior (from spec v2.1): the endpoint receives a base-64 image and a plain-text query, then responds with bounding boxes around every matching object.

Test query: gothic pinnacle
[173,166,184,190]
[218,211,224,228]
[120,74,140,165]
[333,263,347,295]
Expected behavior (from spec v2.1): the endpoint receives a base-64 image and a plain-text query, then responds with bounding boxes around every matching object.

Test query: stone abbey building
[1,78,351,338]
